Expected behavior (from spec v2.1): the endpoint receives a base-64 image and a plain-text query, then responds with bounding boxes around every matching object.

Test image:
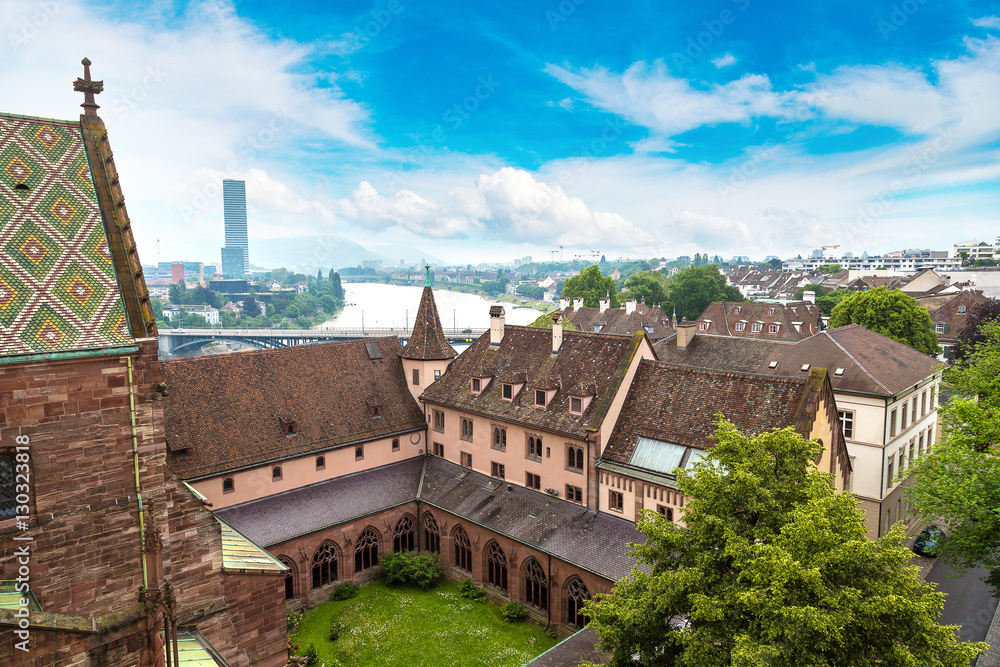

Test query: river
[319,283,546,331]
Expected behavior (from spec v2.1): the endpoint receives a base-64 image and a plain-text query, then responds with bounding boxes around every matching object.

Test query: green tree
[150,297,164,321]
[585,418,986,667]
[666,265,742,321]
[516,284,545,299]
[528,313,577,330]
[818,263,843,274]
[243,295,261,318]
[562,265,620,308]
[909,320,1000,596]
[167,280,186,304]
[952,298,1000,362]
[319,294,338,313]
[623,271,668,307]
[829,286,940,355]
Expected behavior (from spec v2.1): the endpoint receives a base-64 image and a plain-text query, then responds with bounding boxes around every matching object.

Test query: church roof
[400,285,456,360]
[0,114,135,358]
[162,337,426,479]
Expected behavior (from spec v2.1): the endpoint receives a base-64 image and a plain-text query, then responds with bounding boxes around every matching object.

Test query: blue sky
[3,0,999,266]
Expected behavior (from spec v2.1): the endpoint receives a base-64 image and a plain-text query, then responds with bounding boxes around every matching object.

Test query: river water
[319,283,544,331]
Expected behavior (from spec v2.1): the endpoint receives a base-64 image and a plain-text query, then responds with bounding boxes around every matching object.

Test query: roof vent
[529,508,542,518]
[800,363,811,372]
[834,367,845,377]
[768,361,779,369]
[14,183,29,191]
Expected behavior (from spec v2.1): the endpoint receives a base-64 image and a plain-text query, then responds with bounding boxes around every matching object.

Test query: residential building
[927,290,992,358]
[692,301,823,341]
[163,304,221,326]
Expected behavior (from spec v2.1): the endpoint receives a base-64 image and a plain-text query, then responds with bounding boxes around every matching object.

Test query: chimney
[676,320,697,351]
[599,296,610,313]
[489,306,505,346]
[624,299,637,314]
[551,312,563,354]
[803,290,816,304]
[560,296,572,310]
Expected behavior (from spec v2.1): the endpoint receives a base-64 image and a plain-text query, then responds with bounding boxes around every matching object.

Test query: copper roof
[400,285,456,360]
[420,326,645,437]
[162,337,426,479]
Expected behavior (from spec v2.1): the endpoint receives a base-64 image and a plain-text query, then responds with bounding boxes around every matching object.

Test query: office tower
[221,179,249,277]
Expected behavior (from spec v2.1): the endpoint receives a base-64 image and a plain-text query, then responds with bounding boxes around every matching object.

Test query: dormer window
[735,322,746,332]
[472,378,482,394]
[372,405,382,417]
[279,417,297,435]
[594,325,602,332]
[751,323,762,333]
[502,383,513,400]
[958,305,966,313]
[698,321,708,331]
[734,307,741,314]
[834,368,845,377]
[767,308,775,315]
[768,324,779,334]
[535,390,547,407]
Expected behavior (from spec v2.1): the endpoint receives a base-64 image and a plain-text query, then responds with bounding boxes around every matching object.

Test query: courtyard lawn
[290,579,560,667]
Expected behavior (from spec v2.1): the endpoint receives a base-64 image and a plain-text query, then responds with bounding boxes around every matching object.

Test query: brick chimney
[551,312,563,354]
[676,320,697,350]
[489,306,505,346]
[803,290,816,304]
[624,299,637,314]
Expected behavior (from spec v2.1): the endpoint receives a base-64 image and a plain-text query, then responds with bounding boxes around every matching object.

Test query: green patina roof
[168,628,229,666]
[0,581,41,611]
[217,517,288,573]
[0,115,134,357]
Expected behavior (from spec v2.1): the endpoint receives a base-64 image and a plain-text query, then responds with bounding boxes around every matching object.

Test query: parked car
[912,525,944,557]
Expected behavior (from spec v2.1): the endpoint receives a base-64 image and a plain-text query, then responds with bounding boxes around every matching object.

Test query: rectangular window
[609,490,624,512]
[838,410,854,440]
[526,472,541,490]
[912,397,918,422]
[461,417,473,441]
[526,435,543,460]
[921,391,927,417]
[472,378,482,393]
[460,451,472,468]
[412,368,420,385]
[908,440,915,466]
[887,459,894,489]
[392,438,400,452]
[272,466,282,480]
[535,389,546,407]
[570,397,582,414]
[316,456,325,469]
[223,477,234,493]
[565,485,583,504]
[890,409,897,437]
[355,446,364,460]
[657,505,674,522]
[901,402,908,429]
[751,323,762,332]
[433,410,445,432]
[502,383,513,400]
[918,432,925,456]
[434,369,441,380]
[735,322,745,331]
[768,324,778,334]
[935,322,945,333]
[433,442,444,457]
[491,461,505,479]
[568,445,584,471]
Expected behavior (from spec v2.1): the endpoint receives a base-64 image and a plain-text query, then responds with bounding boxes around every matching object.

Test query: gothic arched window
[355,527,380,572]
[453,526,472,572]
[566,577,591,628]
[311,542,338,589]
[486,541,508,592]
[279,557,296,599]
[394,515,415,553]
[523,559,548,610]
[423,513,440,554]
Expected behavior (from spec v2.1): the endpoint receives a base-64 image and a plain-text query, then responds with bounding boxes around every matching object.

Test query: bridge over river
[159,327,487,354]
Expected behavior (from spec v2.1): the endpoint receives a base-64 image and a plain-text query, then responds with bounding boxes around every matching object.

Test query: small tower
[400,266,457,402]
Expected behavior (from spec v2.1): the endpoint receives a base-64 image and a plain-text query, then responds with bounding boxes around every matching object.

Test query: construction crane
[550,250,559,261]
[560,245,564,261]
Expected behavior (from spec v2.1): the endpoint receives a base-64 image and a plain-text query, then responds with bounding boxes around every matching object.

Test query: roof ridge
[821,329,890,393]
[648,359,807,384]
[0,111,78,124]
[163,335,400,365]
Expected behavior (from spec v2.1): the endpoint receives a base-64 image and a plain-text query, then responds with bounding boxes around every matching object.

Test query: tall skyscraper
[221,179,249,277]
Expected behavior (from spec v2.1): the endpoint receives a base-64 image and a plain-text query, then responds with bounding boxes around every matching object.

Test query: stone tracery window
[311,542,338,589]
[566,577,590,628]
[523,558,548,611]
[279,557,296,599]
[486,541,508,592]
[423,513,440,554]
[453,526,472,572]
[0,455,15,518]
[394,515,415,553]
[355,527,380,572]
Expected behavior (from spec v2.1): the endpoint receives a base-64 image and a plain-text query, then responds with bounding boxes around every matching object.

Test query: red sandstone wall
[223,572,287,667]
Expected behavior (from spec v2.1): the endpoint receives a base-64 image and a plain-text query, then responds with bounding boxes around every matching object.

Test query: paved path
[925,560,999,663]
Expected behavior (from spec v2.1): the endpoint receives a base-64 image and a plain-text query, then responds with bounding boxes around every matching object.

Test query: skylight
[364,342,382,360]
[768,361,778,369]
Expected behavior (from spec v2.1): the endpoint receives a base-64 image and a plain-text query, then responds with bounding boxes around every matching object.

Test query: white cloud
[712,53,737,69]
[972,16,1000,30]
[558,97,574,110]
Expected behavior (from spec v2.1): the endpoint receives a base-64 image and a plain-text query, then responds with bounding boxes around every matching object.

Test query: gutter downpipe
[127,356,149,589]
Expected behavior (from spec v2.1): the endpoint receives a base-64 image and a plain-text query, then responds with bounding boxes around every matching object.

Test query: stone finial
[73,57,104,117]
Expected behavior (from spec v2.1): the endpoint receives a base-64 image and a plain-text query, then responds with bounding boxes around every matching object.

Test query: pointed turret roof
[400,266,456,360]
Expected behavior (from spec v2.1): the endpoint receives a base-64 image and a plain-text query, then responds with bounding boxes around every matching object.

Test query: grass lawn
[290,579,560,667]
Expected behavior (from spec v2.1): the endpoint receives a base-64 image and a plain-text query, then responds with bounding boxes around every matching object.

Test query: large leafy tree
[585,418,985,667]
[829,286,940,355]
[666,265,742,321]
[623,271,669,307]
[909,320,1000,596]
[562,264,620,308]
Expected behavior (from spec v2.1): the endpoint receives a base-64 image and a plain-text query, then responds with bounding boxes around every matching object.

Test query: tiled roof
[563,306,673,341]
[400,285,456,360]
[694,301,822,341]
[0,114,134,357]
[217,517,288,573]
[162,337,426,479]
[603,361,813,466]
[213,458,425,547]
[525,627,609,666]
[655,324,942,397]
[420,325,644,438]
[420,457,644,581]
[927,290,992,342]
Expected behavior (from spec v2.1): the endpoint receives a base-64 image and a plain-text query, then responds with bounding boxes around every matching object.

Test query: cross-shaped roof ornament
[73,57,104,117]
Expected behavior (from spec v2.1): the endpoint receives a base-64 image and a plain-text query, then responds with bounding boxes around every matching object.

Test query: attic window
[570,397,583,414]
[14,183,28,191]
[279,417,298,435]
[767,308,775,315]
[472,378,482,394]
[372,405,382,418]
[958,305,967,313]
[751,323,762,333]
[594,325,602,332]
[768,324,779,334]
[734,307,741,313]
[223,477,234,493]
[364,341,382,360]
[834,368,845,377]
[698,322,708,331]
[502,383,513,400]
[535,390,547,407]
[768,361,779,369]
[645,326,654,333]
[800,364,811,372]
[735,322,746,332]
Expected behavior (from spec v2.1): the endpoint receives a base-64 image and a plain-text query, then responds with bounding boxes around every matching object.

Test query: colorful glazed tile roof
[0,114,133,358]
[217,517,288,573]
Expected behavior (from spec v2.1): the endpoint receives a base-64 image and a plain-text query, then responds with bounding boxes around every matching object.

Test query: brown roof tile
[162,337,426,479]
[694,301,822,341]
[400,286,457,360]
[420,326,644,438]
